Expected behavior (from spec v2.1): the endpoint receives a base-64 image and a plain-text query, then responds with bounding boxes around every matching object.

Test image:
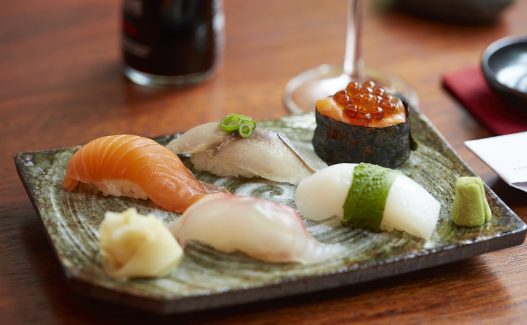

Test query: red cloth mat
[442,66,527,135]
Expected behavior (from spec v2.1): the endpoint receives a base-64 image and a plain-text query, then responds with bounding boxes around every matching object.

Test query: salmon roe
[332,81,404,127]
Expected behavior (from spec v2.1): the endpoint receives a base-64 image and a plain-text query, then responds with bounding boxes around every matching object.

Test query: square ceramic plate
[15,112,526,314]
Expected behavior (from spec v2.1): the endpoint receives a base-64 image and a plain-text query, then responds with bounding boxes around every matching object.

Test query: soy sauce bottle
[122,0,224,87]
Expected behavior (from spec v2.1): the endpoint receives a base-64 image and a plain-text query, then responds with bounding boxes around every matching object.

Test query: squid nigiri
[63,134,213,213]
[167,122,317,185]
[169,193,342,264]
[295,163,440,240]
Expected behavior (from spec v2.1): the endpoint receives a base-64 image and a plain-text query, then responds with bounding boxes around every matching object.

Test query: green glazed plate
[15,112,526,314]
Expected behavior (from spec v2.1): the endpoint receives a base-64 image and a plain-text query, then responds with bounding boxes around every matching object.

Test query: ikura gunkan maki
[313,81,411,168]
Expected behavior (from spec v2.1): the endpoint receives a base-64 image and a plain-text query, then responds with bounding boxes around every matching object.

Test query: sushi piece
[313,81,411,168]
[295,163,440,240]
[99,208,183,279]
[63,134,213,213]
[167,121,316,185]
[169,193,342,264]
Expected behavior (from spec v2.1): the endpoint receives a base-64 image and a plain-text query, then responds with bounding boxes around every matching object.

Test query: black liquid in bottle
[122,0,223,86]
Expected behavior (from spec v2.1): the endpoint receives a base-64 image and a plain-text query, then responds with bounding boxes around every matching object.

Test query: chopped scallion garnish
[220,113,256,137]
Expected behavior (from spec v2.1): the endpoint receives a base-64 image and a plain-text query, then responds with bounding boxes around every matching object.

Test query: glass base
[124,66,214,88]
[284,64,419,114]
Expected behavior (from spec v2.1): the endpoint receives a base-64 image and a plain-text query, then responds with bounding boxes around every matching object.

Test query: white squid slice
[295,163,440,240]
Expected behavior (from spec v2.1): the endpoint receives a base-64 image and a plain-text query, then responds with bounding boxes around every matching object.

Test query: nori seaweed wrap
[313,107,410,168]
[312,81,411,168]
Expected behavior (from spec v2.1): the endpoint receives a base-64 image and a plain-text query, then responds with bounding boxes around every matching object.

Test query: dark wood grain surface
[2,0,527,323]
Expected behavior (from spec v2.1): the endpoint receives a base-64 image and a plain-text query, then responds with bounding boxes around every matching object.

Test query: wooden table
[2,0,527,323]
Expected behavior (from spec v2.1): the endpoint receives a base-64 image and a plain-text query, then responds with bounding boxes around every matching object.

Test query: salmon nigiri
[63,134,212,213]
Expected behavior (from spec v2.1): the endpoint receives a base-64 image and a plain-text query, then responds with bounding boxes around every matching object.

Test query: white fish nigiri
[295,163,440,240]
[169,193,341,264]
[167,122,315,185]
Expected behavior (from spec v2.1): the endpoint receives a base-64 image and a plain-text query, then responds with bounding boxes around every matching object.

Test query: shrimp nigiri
[169,193,342,264]
[63,134,212,213]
